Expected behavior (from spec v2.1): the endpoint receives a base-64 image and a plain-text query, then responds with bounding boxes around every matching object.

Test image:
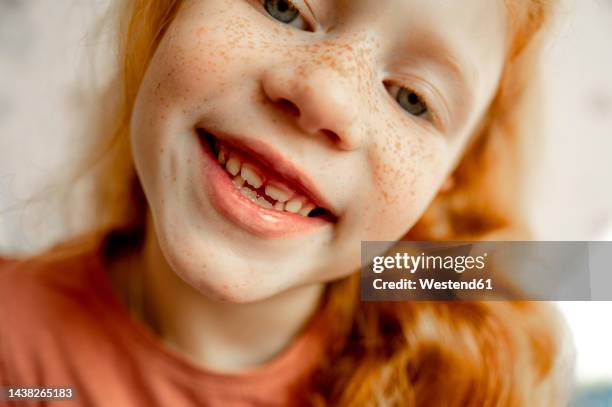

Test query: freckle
[195,26,209,36]
[382,190,389,202]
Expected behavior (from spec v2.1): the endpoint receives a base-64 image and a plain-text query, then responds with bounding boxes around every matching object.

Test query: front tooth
[241,165,263,188]
[217,150,226,165]
[232,175,245,188]
[285,198,304,213]
[256,196,273,209]
[299,203,316,217]
[274,201,285,211]
[239,186,257,201]
[264,184,291,203]
[226,155,241,176]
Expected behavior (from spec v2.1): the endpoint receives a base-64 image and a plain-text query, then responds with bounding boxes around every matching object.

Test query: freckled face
[130,0,508,302]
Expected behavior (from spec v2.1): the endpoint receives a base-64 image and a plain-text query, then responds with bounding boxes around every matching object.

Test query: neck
[109,213,325,373]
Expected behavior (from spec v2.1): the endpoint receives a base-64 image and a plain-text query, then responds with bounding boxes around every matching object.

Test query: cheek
[131,5,261,179]
[142,33,229,117]
[140,3,276,117]
[369,127,449,232]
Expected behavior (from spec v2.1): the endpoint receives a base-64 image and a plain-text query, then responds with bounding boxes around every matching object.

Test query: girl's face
[131,0,507,302]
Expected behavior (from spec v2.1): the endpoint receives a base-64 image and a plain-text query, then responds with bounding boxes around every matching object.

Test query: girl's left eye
[395,86,429,117]
[263,0,308,30]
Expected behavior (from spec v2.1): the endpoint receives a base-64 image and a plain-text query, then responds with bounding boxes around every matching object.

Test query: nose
[261,63,362,150]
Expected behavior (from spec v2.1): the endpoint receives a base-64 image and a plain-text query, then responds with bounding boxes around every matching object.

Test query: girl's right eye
[263,0,308,30]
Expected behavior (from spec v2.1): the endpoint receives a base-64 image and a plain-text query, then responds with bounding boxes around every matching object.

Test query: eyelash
[260,0,312,31]
[259,1,441,127]
[385,83,438,125]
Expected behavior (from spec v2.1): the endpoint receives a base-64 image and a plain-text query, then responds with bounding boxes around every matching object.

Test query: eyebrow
[406,31,477,125]
[432,49,474,93]
[419,32,475,92]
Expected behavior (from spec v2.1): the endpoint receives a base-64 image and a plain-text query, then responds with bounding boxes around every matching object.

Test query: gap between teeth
[217,147,317,217]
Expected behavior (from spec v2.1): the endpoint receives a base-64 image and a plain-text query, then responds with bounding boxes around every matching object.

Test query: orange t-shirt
[0,247,328,406]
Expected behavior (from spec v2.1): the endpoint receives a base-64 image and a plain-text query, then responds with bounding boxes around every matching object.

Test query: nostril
[321,129,341,144]
[277,98,300,117]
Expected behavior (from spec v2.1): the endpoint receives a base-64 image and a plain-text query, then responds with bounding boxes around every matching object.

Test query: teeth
[241,165,263,189]
[264,184,291,203]
[232,175,245,188]
[239,186,258,201]
[226,155,241,176]
[216,141,322,217]
[217,150,226,165]
[299,203,316,217]
[285,198,304,214]
[256,197,273,209]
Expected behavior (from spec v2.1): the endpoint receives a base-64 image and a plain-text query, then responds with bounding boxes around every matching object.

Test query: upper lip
[197,127,338,218]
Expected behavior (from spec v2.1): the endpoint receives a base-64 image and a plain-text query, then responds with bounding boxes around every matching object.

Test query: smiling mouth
[198,129,336,223]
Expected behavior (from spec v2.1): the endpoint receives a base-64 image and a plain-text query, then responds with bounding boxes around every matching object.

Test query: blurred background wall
[1,0,611,390]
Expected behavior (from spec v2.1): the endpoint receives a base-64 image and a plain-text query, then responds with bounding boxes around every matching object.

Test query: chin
[152,221,292,303]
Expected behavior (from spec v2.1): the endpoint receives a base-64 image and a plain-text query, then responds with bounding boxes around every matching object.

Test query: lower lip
[197,133,330,238]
